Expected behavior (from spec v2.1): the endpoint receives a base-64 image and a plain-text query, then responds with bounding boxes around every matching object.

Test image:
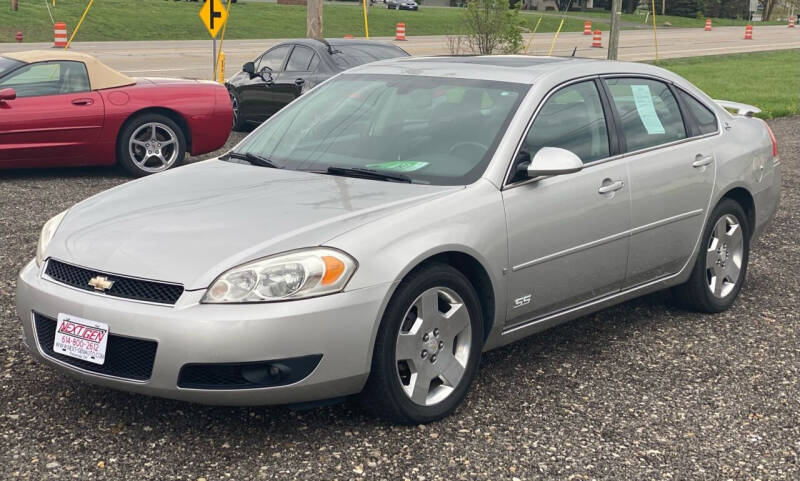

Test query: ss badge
[513,294,532,308]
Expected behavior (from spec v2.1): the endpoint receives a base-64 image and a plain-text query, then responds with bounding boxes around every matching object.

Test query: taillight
[764,122,778,158]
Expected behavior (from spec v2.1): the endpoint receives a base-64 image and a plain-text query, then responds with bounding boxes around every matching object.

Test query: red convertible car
[0,50,232,176]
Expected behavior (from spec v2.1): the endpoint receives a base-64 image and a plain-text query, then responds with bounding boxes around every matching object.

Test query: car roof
[3,50,134,90]
[346,55,681,85]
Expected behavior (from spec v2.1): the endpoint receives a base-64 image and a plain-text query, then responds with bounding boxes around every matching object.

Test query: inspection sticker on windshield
[631,85,665,135]
[366,161,429,172]
[53,313,109,365]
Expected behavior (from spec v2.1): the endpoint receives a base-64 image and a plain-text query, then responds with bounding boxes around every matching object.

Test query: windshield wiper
[222,151,281,169]
[325,166,412,183]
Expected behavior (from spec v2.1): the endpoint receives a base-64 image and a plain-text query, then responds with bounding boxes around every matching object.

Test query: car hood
[46,160,460,290]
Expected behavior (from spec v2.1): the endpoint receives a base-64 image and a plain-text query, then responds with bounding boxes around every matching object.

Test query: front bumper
[16,259,392,405]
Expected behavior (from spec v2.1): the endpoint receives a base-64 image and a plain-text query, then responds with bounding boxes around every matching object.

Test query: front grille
[34,313,157,381]
[45,259,183,305]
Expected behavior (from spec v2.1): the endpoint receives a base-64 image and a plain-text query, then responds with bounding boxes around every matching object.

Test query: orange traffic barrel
[591,30,602,48]
[583,21,592,35]
[704,19,712,31]
[395,22,406,41]
[53,22,67,48]
[744,24,753,40]
[789,17,795,28]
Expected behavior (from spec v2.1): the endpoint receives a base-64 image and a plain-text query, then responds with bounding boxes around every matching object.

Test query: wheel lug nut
[422,334,429,342]
[430,354,437,363]
[438,341,444,350]
[421,350,427,358]
[433,328,439,337]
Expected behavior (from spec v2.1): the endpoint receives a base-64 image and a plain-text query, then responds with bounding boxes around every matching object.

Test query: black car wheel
[360,263,483,424]
[228,88,246,132]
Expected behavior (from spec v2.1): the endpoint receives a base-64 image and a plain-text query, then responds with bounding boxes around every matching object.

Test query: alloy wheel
[128,122,180,173]
[230,91,240,127]
[395,287,472,406]
[705,214,744,298]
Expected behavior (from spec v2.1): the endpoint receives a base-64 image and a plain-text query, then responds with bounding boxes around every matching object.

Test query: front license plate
[53,313,109,365]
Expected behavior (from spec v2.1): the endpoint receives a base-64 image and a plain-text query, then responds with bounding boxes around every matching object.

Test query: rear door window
[604,78,687,152]
[285,46,316,72]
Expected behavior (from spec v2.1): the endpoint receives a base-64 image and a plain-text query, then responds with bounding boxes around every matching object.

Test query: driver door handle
[598,179,624,194]
[294,78,305,86]
[71,98,94,106]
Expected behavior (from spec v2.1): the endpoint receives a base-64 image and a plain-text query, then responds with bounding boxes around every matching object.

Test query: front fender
[326,179,509,357]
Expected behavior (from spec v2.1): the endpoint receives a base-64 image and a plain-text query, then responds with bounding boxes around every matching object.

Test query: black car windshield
[231,74,529,186]
[330,45,408,69]
[0,57,23,78]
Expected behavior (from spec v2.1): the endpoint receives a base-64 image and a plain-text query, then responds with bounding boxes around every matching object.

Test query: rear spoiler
[714,99,761,117]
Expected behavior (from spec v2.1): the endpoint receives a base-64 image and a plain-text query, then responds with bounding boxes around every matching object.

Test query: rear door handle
[693,155,714,168]
[71,98,94,106]
[294,78,305,86]
[598,179,625,194]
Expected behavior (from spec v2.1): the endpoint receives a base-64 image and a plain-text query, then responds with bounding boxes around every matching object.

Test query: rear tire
[672,198,750,313]
[117,113,186,177]
[359,263,483,424]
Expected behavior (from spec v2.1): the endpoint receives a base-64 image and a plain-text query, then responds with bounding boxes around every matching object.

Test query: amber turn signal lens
[321,256,345,286]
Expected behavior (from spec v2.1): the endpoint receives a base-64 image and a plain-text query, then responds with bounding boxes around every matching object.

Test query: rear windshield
[330,45,409,69]
[0,57,23,78]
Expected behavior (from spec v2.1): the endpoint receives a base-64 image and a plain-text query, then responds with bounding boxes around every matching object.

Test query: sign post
[199,0,228,79]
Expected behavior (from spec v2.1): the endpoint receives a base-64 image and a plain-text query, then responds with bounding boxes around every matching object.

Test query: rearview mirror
[243,62,255,77]
[0,88,16,101]
[525,147,583,177]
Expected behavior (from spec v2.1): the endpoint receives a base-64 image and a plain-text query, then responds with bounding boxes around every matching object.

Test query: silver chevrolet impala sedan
[17,56,781,423]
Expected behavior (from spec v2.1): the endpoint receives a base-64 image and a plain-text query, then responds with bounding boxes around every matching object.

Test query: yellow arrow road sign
[199,0,228,38]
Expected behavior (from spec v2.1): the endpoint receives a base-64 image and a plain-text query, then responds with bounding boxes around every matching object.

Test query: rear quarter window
[678,90,719,136]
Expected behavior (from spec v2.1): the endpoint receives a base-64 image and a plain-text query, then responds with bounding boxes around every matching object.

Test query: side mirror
[258,67,274,85]
[524,147,583,178]
[243,62,255,77]
[0,88,16,101]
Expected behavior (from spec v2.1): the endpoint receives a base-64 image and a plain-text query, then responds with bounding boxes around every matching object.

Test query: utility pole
[662,0,665,16]
[608,0,621,60]
[12,0,18,11]
[307,0,323,40]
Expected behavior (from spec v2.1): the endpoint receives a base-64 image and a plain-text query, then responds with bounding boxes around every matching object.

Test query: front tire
[229,88,247,132]
[672,198,750,313]
[117,113,186,177]
[360,263,483,424]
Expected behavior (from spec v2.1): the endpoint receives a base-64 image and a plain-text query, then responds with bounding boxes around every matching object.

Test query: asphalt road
[1,25,798,80]
[0,116,798,480]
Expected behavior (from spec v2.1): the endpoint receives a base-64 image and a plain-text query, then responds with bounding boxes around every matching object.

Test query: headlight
[36,210,68,267]
[202,248,357,303]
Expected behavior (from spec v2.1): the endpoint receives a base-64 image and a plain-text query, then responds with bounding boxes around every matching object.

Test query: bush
[461,0,524,55]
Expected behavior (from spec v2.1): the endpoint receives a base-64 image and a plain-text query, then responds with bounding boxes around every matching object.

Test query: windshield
[232,74,528,185]
[330,45,408,69]
[0,57,23,78]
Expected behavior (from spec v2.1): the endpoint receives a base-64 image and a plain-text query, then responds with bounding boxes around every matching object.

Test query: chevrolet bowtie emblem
[88,276,115,291]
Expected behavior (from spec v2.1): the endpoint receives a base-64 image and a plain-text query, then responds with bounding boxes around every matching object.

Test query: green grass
[655,49,800,118]
[560,10,786,28]
[0,0,589,43]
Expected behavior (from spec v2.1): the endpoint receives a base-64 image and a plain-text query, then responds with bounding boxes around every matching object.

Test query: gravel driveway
[1,120,797,480]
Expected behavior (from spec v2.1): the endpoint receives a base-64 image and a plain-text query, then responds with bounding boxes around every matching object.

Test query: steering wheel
[448,141,489,157]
